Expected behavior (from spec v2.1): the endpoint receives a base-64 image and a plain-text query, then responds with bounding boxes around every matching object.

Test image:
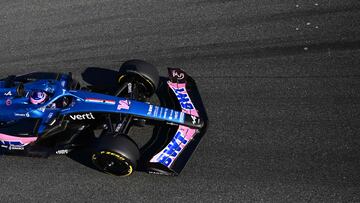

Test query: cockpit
[46,96,74,109]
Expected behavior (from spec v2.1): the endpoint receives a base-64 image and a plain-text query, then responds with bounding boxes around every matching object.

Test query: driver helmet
[29,91,48,105]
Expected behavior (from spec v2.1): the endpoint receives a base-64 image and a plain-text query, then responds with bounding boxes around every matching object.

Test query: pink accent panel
[117,100,131,110]
[167,82,199,117]
[168,81,186,89]
[5,99,12,106]
[179,125,197,141]
[0,133,37,145]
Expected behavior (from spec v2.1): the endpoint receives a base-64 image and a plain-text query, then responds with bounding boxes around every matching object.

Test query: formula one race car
[0,60,207,176]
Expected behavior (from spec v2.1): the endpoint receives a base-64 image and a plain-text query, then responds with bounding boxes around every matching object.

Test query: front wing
[142,68,208,176]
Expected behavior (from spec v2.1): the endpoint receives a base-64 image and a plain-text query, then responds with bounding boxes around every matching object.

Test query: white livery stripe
[85,98,116,105]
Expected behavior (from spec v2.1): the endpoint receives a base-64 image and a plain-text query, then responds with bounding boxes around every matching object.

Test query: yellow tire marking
[92,151,133,176]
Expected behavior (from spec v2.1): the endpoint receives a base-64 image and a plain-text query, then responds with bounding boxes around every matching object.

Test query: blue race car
[0,60,208,176]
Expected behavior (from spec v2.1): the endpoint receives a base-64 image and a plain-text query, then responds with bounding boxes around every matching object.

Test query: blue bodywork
[0,78,187,136]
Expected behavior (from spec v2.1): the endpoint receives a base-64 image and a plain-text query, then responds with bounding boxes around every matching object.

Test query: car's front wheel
[118,59,159,98]
[91,134,140,176]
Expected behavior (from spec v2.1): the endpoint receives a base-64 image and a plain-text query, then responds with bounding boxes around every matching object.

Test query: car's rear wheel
[118,59,159,97]
[92,134,140,176]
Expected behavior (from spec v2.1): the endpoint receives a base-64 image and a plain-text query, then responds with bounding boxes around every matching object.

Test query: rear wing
[142,68,208,176]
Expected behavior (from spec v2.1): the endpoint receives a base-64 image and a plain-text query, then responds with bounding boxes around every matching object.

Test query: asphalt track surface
[0,0,359,202]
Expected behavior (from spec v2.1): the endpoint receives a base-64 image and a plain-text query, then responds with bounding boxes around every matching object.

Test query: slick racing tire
[92,134,140,177]
[118,59,159,97]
